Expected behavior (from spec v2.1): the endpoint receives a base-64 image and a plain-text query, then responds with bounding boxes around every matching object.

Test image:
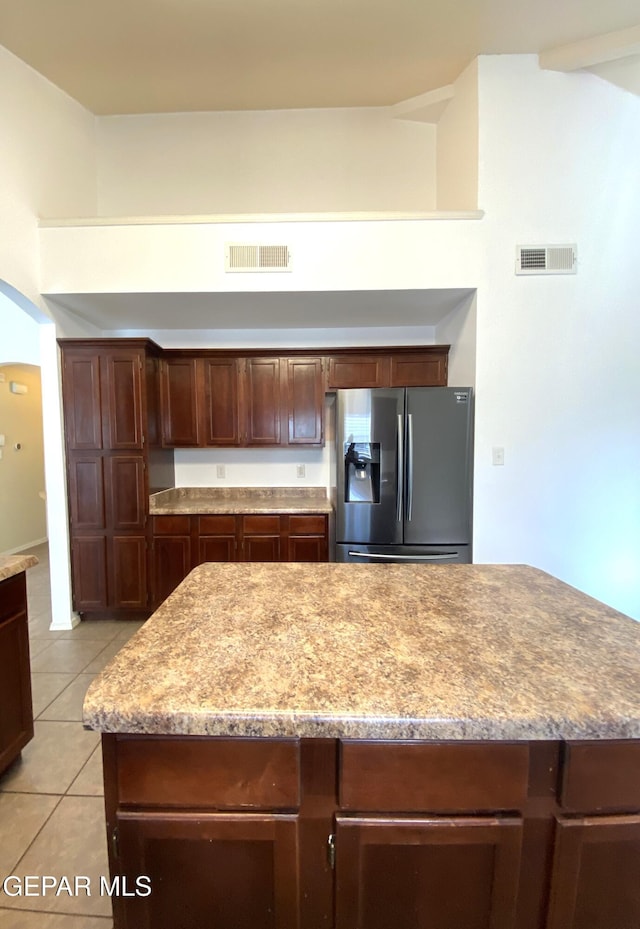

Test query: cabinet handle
[327,833,336,870]
[111,826,120,860]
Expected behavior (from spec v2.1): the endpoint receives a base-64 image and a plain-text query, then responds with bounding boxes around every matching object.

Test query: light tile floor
[0,543,145,928]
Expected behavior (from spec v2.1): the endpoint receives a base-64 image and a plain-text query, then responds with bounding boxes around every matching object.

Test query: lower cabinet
[152,513,330,606]
[0,572,34,774]
[335,815,522,929]
[72,535,148,613]
[547,815,640,929]
[116,812,299,929]
[103,736,640,929]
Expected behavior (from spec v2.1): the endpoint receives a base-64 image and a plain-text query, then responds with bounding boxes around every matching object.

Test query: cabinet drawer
[243,515,281,534]
[0,573,27,624]
[115,736,300,809]
[153,516,191,535]
[199,515,236,535]
[288,515,326,535]
[340,741,530,812]
[561,741,640,811]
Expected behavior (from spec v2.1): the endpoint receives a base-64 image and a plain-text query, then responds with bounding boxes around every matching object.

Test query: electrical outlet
[296,464,306,479]
[216,464,226,479]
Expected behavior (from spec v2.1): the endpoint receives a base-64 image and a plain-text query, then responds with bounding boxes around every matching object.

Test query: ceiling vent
[516,244,577,275]
[225,244,292,273]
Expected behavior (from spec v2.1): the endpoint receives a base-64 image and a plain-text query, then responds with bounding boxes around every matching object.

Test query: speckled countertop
[0,553,38,583]
[150,486,333,515]
[84,563,640,741]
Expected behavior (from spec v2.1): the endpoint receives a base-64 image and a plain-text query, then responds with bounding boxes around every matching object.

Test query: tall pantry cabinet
[59,339,172,617]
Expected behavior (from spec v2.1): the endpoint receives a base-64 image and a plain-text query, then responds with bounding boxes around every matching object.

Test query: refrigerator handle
[396,413,404,522]
[347,551,458,562]
[407,412,414,521]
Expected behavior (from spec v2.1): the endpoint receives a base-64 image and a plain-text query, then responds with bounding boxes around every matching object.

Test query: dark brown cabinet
[159,357,200,447]
[104,736,640,929]
[116,811,300,929]
[547,815,640,929]
[60,339,170,618]
[327,347,448,389]
[160,354,325,448]
[335,815,522,929]
[0,572,34,774]
[152,517,192,608]
[202,358,241,446]
[285,357,324,445]
[152,513,330,606]
[244,357,282,445]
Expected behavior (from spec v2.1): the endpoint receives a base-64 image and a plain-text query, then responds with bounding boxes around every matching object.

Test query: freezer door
[336,388,404,545]
[404,387,473,545]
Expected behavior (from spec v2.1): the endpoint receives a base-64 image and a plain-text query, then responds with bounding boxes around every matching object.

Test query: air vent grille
[516,244,577,275]
[225,244,292,272]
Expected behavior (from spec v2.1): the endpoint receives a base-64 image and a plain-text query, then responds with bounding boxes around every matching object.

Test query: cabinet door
[110,536,148,610]
[286,516,329,562]
[241,515,281,562]
[547,815,640,929]
[202,358,241,446]
[116,811,300,929]
[61,352,103,449]
[335,815,522,929]
[153,535,192,607]
[244,358,281,445]
[160,358,200,447]
[197,516,238,563]
[107,456,147,530]
[104,350,145,449]
[0,576,33,774]
[71,536,108,611]
[327,354,390,389]
[68,454,105,530]
[389,351,448,387]
[284,358,324,445]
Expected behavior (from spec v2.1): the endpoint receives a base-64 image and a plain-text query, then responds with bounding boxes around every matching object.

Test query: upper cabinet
[160,353,326,449]
[159,357,200,447]
[62,346,146,451]
[326,347,448,390]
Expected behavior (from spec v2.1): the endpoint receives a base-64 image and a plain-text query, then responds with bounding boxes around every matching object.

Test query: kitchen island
[84,563,640,929]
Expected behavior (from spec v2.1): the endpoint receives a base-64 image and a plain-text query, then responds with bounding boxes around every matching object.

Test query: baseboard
[4,537,48,555]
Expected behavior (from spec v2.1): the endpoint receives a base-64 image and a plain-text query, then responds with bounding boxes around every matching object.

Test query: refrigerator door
[404,387,473,545]
[335,543,471,564]
[336,388,404,545]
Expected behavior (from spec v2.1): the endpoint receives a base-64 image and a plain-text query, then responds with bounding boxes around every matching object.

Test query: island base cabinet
[335,815,523,929]
[546,815,640,929]
[114,811,300,929]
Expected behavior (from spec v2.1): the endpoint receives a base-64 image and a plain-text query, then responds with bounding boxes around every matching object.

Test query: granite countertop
[0,553,39,583]
[84,563,640,742]
[150,486,333,515]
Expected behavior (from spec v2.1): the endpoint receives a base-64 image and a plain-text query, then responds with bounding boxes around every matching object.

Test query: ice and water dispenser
[343,442,381,504]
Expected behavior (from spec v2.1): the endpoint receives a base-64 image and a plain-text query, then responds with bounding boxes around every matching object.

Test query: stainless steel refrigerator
[335,387,473,563]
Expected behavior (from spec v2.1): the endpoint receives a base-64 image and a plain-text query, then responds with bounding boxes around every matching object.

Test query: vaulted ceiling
[0,0,638,114]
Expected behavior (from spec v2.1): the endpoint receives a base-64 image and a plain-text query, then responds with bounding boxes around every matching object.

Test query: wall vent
[516,244,577,275]
[225,244,292,272]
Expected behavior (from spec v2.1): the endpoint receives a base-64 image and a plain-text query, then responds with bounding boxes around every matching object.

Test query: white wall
[96,108,437,215]
[0,292,41,365]
[0,45,97,628]
[474,55,640,620]
[437,59,478,210]
[0,45,96,304]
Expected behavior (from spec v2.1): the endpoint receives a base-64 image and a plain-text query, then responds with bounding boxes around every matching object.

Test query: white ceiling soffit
[539,23,640,70]
[1,0,640,113]
[44,290,475,332]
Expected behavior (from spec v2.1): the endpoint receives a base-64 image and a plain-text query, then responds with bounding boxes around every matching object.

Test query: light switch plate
[492,447,505,466]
